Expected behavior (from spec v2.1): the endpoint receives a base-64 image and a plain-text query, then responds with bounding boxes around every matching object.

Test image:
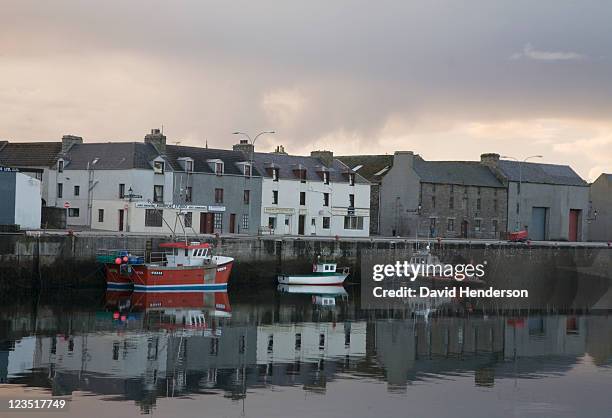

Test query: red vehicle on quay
[98,241,234,292]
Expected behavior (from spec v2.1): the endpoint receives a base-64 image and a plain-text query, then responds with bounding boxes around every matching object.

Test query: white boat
[277,260,350,285]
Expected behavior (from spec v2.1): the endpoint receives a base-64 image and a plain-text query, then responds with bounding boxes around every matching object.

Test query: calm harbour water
[1,285,611,418]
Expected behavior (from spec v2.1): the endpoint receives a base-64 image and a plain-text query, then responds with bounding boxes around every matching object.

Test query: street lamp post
[501,155,543,231]
[232,131,275,234]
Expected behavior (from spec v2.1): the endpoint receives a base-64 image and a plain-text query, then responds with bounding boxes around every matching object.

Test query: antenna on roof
[174,141,181,145]
[205,139,208,149]
[161,124,164,134]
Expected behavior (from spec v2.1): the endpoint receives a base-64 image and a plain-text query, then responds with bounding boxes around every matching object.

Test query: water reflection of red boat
[105,290,232,319]
[98,241,234,291]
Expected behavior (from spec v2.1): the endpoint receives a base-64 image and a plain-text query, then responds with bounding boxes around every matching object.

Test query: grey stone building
[481,153,590,241]
[588,173,612,242]
[164,144,262,234]
[337,155,393,235]
[378,151,508,239]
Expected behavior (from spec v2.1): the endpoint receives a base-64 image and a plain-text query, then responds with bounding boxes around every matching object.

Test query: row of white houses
[0,130,371,237]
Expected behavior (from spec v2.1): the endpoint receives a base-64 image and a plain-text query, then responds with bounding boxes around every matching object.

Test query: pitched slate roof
[496,160,587,186]
[165,145,261,176]
[252,152,369,184]
[63,142,160,170]
[336,155,393,183]
[413,157,505,188]
[0,141,62,167]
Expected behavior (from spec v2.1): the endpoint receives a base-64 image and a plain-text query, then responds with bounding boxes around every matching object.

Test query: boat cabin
[159,242,212,267]
[313,262,337,273]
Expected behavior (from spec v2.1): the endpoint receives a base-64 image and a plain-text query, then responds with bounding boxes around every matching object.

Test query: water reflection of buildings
[1,299,612,412]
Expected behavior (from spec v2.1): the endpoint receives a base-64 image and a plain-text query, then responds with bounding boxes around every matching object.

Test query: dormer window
[153,161,165,174]
[293,167,307,183]
[185,160,193,172]
[215,162,223,175]
[244,164,251,177]
[348,173,355,186]
[323,171,329,185]
[177,157,194,172]
[272,168,279,181]
[57,160,64,173]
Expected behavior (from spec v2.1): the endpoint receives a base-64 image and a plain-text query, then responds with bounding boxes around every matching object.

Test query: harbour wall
[0,233,610,299]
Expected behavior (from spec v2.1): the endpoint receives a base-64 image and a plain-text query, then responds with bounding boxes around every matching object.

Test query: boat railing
[95,249,168,266]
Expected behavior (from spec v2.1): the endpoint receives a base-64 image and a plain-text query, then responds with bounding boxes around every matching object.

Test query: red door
[118,210,124,231]
[200,213,214,234]
[568,210,580,241]
[229,214,236,233]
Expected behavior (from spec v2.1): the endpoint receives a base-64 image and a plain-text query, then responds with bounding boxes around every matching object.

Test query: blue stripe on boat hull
[132,284,228,292]
[107,282,134,290]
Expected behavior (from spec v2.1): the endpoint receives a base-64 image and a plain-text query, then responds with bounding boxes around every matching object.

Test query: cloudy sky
[1,0,611,180]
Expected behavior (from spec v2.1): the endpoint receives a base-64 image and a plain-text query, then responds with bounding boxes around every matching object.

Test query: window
[492,219,498,233]
[215,188,224,203]
[493,199,498,212]
[215,162,223,175]
[298,169,307,183]
[213,213,223,231]
[295,333,302,350]
[432,196,436,208]
[323,171,329,185]
[272,190,279,204]
[145,209,163,227]
[349,194,355,207]
[344,216,364,230]
[153,161,164,174]
[153,185,164,203]
[185,186,192,202]
[268,217,276,230]
[57,160,64,173]
[57,183,63,198]
[447,218,454,231]
[98,209,104,223]
[68,208,80,217]
[430,217,436,230]
[299,192,306,206]
[272,168,279,181]
[243,190,250,204]
[185,160,193,172]
[476,198,481,210]
[323,193,329,207]
[450,184,454,194]
[322,217,330,229]
[475,219,481,231]
[117,184,126,200]
[311,218,316,226]
[348,173,355,186]
[244,164,251,177]
[477,187,481,195]
[449,196,454,209]
[242,214,249,230]
[74,185,80,196]
[184,212,192,228]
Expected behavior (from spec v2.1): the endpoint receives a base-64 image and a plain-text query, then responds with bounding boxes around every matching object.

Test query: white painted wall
[14,172,41,229]
[54,168,174,227]
[260,178,370,237]
[256,322,367,364]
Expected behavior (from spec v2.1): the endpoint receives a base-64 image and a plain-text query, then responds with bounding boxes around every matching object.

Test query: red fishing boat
[98,241,234,291]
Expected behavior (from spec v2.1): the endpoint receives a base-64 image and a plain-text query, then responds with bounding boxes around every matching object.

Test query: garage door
[530,207,547,240]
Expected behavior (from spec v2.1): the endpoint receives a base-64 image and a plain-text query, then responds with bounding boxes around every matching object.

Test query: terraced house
[243,142,371,237]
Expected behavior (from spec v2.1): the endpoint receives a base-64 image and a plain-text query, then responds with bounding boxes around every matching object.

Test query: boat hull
[277,273,348,286]
[104,262,231,291]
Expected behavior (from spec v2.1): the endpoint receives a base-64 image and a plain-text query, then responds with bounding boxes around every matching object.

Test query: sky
[1,0,611,180]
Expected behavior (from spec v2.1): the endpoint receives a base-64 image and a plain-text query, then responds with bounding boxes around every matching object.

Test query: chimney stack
[144,128,167,153]
[393,151,415,169]
[480,153,500,168]
[311,150,334,167]
[233,139,255,160]
[61,135,83,154]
